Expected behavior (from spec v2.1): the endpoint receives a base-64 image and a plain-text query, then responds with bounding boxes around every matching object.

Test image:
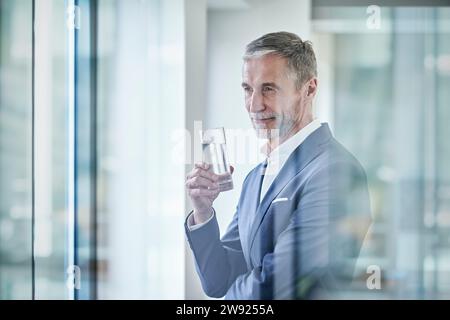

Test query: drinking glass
[200,127,234,192]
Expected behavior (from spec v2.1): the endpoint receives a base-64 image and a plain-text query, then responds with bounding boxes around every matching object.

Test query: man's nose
[249,92,265,113]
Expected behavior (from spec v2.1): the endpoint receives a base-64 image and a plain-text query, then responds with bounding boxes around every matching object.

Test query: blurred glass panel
[33,0,68,299]
[435,8,450,297]
[33,0,97,300]
[1,0,186,300]
[73,0,97,300]
[313,5,450,299]
[0,0,33,300]
[96,0,186,299]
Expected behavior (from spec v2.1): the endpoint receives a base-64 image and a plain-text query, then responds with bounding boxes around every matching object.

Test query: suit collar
[247,123,333,251]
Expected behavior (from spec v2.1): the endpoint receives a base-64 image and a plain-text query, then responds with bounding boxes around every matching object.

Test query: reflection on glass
[2,0,448,301]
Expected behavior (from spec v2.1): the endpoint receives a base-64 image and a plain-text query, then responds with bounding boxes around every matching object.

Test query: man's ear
[305,78,318,98]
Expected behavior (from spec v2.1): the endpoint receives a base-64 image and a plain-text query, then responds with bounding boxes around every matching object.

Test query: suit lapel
[247,124,333,252]
[240,159,267,262]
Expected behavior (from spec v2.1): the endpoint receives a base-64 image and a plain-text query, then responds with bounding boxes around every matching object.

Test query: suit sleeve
[185,206,248,298]
[224,160,372,299]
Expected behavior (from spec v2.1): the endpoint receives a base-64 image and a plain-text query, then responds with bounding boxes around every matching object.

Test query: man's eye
[262,86,274,92]
[243,87,252,93]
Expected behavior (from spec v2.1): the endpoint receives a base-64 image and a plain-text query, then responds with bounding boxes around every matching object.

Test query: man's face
[242,54,307,140]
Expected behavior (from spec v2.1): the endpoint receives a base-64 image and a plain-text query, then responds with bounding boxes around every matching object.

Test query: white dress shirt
[259,119,321,203]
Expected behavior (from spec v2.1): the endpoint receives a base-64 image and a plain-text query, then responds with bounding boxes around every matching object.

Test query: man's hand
[186,162,234,225]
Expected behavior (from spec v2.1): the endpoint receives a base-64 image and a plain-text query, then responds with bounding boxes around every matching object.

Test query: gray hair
[244,31,317,88]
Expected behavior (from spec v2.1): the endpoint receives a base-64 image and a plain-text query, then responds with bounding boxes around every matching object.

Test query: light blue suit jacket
[185,123,371,299]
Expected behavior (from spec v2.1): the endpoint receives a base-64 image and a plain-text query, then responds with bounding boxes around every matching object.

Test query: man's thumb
[230,165,234,175]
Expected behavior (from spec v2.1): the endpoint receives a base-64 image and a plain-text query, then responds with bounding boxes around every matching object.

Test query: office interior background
[0,0,449,299]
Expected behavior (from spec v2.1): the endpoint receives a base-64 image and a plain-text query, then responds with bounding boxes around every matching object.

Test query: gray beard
[254,120,294,141]
[255,128,276,139]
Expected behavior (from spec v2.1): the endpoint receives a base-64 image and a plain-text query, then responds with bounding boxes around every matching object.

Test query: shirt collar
[265,119,322,165]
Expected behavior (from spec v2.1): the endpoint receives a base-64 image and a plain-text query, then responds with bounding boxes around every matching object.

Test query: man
[185,32,371,299]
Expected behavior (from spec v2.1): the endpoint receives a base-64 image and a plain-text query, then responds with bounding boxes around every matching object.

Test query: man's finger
[187,167,219,182]
[186,176,219,190]
[194,162,209,170]
[188,188,219,197]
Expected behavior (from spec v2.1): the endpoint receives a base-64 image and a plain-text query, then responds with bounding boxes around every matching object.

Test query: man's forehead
[242,54,288,79]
